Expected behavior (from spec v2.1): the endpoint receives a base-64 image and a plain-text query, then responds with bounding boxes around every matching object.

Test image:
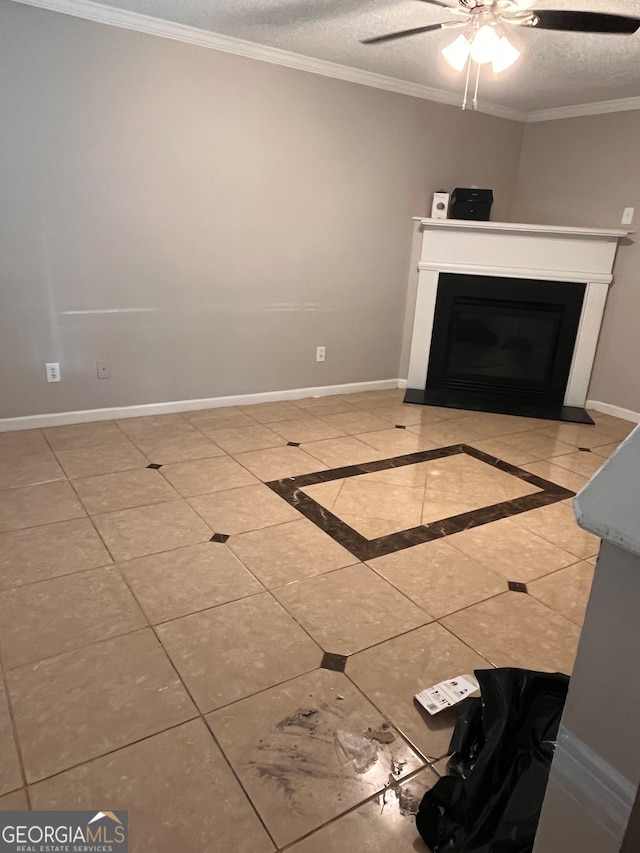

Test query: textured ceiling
[54,0,640,112]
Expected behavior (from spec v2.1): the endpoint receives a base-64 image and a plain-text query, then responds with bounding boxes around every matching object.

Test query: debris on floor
[276,707,318,731]
[335,730,379,774]
[415,673,480,715]
[390,758,407,777]
[380,776,422,817]
[364,722,396,744]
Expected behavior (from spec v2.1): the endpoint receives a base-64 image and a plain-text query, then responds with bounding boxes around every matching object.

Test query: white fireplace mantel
[407,218,630,408]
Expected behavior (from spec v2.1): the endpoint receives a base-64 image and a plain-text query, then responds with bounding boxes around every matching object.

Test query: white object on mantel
[407,218,630,408]
[533,424,640,853]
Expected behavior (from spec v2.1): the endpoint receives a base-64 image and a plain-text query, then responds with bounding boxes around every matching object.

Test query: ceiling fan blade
[531,10,640,34]
[361,22,445,44]
[414,0,455,7]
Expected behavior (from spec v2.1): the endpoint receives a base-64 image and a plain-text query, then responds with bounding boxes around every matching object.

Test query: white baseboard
[0,379,404,432]
[547,725,635,843]
[586,399,640,424]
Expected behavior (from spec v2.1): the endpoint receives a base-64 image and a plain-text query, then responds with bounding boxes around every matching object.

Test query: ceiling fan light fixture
[469,24,502,64]
[491,36,520,73]
[441,34,471,71]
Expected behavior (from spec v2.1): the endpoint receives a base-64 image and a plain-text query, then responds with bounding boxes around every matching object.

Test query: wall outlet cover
[46,362,60,383]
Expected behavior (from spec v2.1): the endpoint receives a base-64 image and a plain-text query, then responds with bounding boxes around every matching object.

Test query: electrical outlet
[97,359,111,379]
[622,207,634,225]
[46,362,60,383]
[316,346,326,363]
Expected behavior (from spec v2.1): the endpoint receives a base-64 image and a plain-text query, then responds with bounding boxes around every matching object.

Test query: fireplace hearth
[404,218,628,424]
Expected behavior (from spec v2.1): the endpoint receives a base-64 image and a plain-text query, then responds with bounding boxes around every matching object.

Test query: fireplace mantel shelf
[413,217,631,239]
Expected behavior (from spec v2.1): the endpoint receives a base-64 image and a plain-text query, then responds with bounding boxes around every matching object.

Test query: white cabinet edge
[574,425,640,556]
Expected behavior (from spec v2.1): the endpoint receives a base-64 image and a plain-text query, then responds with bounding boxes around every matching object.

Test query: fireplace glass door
[426,274,586,407]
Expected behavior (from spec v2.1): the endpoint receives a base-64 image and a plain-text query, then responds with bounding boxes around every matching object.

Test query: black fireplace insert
[404,273,593,423]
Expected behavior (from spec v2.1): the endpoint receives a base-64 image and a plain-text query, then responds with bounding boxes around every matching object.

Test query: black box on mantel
[450,188,493,221]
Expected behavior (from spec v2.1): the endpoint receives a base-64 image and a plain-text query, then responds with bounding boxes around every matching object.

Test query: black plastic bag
[416,668,569,853]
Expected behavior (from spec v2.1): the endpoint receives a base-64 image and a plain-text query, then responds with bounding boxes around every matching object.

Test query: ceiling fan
[361,1,640,109]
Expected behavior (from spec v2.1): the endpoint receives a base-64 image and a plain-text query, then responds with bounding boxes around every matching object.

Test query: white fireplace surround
[407,218,629,408]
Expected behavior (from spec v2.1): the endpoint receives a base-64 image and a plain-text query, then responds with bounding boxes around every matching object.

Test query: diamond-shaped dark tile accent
[210,533,230,543]
[394,424,407,430]
[578,447,592,453]
[508,581,528,593]
[287,441,301,447]
[321,652,348,673]
[147,463,163,469]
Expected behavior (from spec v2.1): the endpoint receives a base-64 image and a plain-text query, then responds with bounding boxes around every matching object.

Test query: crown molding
[12,0,639,124]
[10,0,527,121]
[527,96,640,123]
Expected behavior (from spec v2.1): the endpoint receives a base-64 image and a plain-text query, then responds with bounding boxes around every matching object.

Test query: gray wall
[511,111,640,414]
[0,2,524,419]
[535,539,640,852]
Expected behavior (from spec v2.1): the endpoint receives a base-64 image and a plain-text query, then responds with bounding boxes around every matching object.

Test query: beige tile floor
[0,388,632,851]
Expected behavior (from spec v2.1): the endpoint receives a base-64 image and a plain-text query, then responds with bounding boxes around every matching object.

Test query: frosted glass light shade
[491,36,521,72]
[441,35,471,71]
[469,24,501,64]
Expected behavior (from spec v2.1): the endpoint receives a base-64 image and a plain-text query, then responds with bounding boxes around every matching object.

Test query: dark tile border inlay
[147,463,163,469]
[265,444,575,562]
[395,424,407,430]
[210,533,230,543]
[578,447,592,453]
[287,441,301,447]
[321,652,348,672]
[508,581,529,593]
